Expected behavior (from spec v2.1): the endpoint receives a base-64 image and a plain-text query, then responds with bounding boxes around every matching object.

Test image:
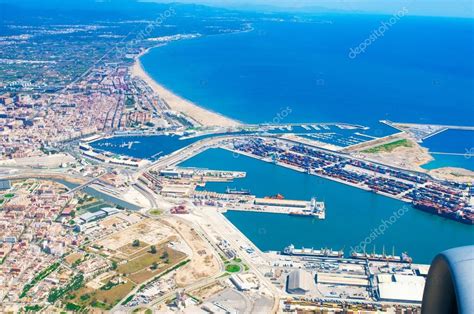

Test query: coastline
[131,48,240,128]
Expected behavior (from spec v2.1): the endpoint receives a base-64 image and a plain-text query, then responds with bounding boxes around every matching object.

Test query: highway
[137,134,250,176]
[64,171,111,195]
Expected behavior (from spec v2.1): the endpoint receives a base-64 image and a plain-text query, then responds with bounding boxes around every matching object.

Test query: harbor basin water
[180,148,473,264]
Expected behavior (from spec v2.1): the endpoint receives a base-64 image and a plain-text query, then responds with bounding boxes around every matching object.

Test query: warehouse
[316,273,369,287]
[286,269,313,294]
[0,180,11,190]
[377,274,425,303]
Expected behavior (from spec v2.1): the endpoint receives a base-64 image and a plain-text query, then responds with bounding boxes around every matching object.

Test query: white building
[377,274,425,303]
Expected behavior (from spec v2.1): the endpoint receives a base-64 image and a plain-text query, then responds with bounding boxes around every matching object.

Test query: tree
[111,261,117,270]
[151,262,158,270]
[132,239,140,247]
[150,245,157,254]
[161,251,169,260]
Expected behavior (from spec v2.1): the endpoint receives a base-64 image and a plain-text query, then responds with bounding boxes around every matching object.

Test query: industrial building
[0,180,11,190]
[377,274,425,303]
[77,207,120,224]
[316,272,369,287]
[286,269,313,294]
[230,274,251,291]
[254,198,308,208]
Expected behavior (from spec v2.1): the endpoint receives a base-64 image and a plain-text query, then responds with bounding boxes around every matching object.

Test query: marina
[85,121,399,160]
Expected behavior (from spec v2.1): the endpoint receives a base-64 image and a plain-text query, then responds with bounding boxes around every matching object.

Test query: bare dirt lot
[160,217,221,287]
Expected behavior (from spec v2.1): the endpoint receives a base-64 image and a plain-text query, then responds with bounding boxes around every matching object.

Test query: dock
[226,197,325,219]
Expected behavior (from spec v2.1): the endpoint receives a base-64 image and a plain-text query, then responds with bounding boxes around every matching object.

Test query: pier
[224,197,325,219]
[381,120,474,142]
[192,190,325,219]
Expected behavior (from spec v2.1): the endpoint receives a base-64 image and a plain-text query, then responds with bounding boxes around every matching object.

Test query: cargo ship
[225,187,251,195]
[289,211,316,217]
[283,244,344,258]
[264,193,285,200]
[413,201,474,225]
[351,246,412,263]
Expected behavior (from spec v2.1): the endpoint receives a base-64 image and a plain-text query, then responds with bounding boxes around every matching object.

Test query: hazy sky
[145,0,474,18]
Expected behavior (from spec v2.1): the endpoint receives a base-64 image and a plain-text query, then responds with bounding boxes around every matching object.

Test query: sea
[141,15,474,130]
[100,14,474,263]
[140,14,474,170]
[421,129,474,170]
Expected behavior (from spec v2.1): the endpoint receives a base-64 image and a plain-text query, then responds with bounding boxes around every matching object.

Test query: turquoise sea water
[422,154,474,171]
[180,148,474,264]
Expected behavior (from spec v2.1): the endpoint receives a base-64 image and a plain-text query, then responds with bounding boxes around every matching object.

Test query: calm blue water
[422,129,474,154]
[89,123,401,159]
[180,148,473,264]
[420,129,474,170]
[141,16,474,135]
[89,135,201,159]
[55,180,141,210]
[422,154,474,171]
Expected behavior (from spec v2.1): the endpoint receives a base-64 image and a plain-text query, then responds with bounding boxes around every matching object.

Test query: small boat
[264,193,284,200]
[226,187,251,195]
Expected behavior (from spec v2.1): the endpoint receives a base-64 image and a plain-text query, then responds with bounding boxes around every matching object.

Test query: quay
[381,120,474,142]
[134,133,472,224]
[226,137,474,224]
[225,197,325,219]
[159,167,246,182]
[191,191,325,219]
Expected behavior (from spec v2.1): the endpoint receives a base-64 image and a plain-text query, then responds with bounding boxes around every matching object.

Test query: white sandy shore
[131,49,240,127]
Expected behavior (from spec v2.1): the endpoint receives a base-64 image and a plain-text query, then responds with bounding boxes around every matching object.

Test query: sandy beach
[131,50,240,127]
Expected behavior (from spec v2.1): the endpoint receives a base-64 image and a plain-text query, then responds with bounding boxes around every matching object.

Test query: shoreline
[131,48,240,128]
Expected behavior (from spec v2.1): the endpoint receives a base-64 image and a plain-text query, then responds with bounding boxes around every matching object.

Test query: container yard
[226,137,473,224]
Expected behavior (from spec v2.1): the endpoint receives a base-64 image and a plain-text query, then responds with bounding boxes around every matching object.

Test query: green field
[225,264,241,273]
[148,209,162,216]
[362,139,413,153]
